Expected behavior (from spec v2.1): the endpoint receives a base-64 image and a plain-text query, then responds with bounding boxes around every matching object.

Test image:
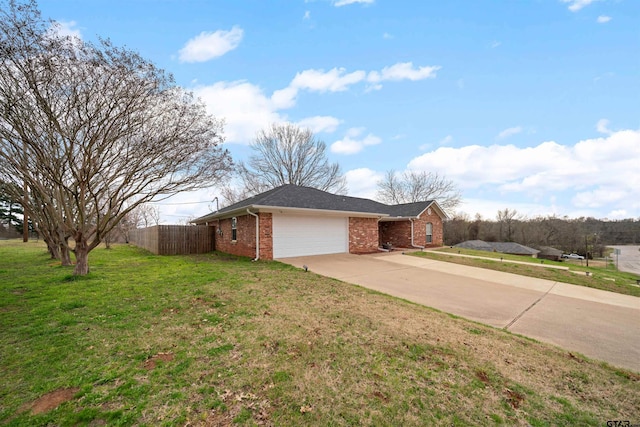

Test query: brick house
[192,184,447,260]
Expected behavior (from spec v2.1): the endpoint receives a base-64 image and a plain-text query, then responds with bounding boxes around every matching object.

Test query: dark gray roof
[193,184,440,223]
[455,240,539,255]
[385,201,434,218]
[538,246,563,256]
[454,240,494,251]
[491,242,540,255]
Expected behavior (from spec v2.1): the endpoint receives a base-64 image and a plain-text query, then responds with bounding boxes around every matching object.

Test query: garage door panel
[273,214,348,258]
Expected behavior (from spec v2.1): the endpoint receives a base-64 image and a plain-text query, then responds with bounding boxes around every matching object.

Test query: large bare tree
[234,123,347,198]
[0,0,232,274]
[376,170,461,213]
[496,208,520,242]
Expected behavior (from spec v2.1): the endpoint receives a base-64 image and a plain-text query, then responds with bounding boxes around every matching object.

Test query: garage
[272,214,348,258]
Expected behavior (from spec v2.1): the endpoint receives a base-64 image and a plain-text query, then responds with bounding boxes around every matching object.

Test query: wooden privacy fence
[129,225,214,255]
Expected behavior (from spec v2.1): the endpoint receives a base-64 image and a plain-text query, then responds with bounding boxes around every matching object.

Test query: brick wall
[379,211,443,248]
[379,221,412,248]
[418,209,444,247]
[214,214,256,258]
[213,213,274,259]
[349,217,379,254]
[258,212,273,260]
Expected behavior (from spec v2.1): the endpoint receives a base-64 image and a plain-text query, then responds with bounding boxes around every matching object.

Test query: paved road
[609,245,640,275]
[281,252,640,372]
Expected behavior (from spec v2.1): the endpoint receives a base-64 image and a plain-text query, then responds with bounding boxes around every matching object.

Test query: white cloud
[407,129,640,214]
[561,0,599,12]
[596,119,611,134]
[192,61,439,144]
[367,62,440,83]
[291,68,367,92]
[333,0,374,6]
[365,83,383,93]
[490,40,501,48]
[419,135,453,151]
[193,81,284,144]
[457,198,559,220]
[303,10,311,20]
[572,188,628,208]
[597,15,612,23]
[154,188,218,225]
[51,20,82,40]
[439,135,454,146]
[594,71,615,82]
[331,127,382,154]
[282,62,440,100]
[270,86,299,110]
[383,32,393,39]
[344,168,383,199]
[179,26,243,63]
[607,209,628,219]
[497,126,523,139]
[296,116,342,134]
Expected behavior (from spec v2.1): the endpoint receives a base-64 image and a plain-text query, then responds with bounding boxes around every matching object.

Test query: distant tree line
[445,210,640,257]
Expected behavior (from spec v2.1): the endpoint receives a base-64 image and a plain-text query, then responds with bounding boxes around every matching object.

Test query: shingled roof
[454,240,539,256]
[193,184,445,223]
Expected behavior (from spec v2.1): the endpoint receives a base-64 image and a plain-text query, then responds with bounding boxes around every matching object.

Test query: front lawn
[1,240,638,426]
[414,247,640,297]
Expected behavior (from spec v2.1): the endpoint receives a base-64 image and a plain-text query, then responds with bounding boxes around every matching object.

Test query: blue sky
[39,0,640,223]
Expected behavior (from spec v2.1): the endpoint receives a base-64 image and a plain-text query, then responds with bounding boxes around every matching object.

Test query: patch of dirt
[143,352,174,370]
[505,388,525,409]
[24,387,79,414]
[475,369,491,385]
[200,390,271,426]
[370,391,389,402]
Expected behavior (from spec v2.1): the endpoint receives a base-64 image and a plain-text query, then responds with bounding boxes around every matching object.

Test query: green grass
[415,247,640,297]
[1,240,638,426]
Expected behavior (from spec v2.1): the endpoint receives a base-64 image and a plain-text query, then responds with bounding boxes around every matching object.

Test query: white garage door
[272,214,348,258]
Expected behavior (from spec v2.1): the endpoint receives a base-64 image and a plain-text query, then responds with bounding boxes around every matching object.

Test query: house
[192,184,448,260]
[537,246,563,261]
[454,240,540,257]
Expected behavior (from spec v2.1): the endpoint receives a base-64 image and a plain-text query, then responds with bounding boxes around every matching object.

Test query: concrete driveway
[281,252,640,372]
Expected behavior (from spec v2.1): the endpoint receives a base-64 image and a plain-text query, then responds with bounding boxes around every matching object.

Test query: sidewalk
[417,249,569,270]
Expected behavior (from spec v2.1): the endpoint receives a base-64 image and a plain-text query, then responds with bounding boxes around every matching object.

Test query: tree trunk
[48,244,59,259]
[43,235,60,259]
[73,239,90,275]
[60,244,72,266]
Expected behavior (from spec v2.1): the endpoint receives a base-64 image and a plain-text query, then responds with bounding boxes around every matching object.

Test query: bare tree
[0,0,232,275]
[236,123,347,196]
[496,208,520,242]
[140,204,161,227]
[109,203,158,244]
[376,170,461,212]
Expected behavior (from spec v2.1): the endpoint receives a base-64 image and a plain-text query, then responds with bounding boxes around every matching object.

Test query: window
[426,222,433,244]
[231,217,237,241]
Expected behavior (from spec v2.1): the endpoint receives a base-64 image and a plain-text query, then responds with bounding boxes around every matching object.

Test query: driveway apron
[281,252,640,372]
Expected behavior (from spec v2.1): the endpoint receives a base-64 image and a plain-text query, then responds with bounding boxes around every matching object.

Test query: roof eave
[427,201,450,220]
[255,205,389,218]
[192,204,390,223]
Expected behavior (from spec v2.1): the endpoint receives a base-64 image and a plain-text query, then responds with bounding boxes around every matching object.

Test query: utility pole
[584,234,589,267]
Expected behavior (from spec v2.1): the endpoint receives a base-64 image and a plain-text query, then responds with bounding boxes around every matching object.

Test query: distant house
[454,240,540,257]
[537,246,563,261]
[192,184,448,260]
